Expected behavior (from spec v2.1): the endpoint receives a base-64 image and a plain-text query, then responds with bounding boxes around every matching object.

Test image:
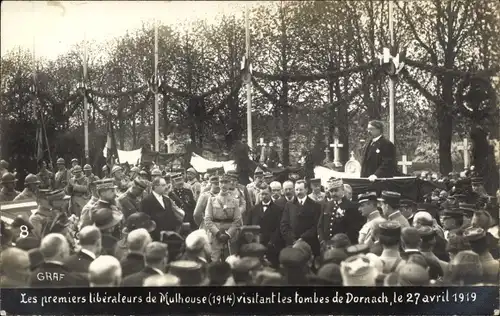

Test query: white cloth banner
[102,147,142,166]
[190,153,236,173]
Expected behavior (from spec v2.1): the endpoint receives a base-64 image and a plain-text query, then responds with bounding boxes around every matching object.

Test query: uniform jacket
[140,193,183,241]
[54,168,70,190]
[358,211,386,245]
[230,188,247,218]
[318,197,364,245]
[244,200,283,248]
[387,211,411,228]
[187,179,202,201]
[78,196,99,229]
[193,190,218,227]
[13,188,37,201]
[29,207,54,238]
[361,136,397,178]
[37,170,54,190]
[170,187,196,228]
[122,266,162,287]
[280,196,321,256]
[120,253,145,278]
[0,188,20,202]
[204,193,242,239]
[68,176,89,217]
[117,190,141,220]
[29,261,88,288]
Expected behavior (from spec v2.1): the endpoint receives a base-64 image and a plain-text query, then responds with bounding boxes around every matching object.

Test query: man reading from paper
[361,120,397,181]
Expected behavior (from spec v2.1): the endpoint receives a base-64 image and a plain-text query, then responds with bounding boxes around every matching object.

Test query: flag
[103,119,119,166]
[46,1,66,15]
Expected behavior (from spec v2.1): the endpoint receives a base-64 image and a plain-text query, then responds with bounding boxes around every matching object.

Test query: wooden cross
[329,138,344,164]
[457,138,470,169]
[397,155,413,174]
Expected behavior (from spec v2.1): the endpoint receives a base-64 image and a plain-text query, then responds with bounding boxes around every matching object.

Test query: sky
[1,1,260,60]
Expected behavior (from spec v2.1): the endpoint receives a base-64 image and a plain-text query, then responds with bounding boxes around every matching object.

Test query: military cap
[133,178,148,190]
[330,233,352,248]
[130,166,140,173]
[232,257,262,274]
[0,172,16,184]
[83,164,92,171]
[24,174,40,185]
[310,178,321,185]
[56,158,65,164]
[171,173,183,181]
[288,172,300,181]
[254,166,264,175]
[143,274,180,287]
[471,177,483,185]
[150,168,162,177]
[417,226,436,241]
[219,173,231,182]
[345,244,370,257]
[458,203,476,217]
[0,160,8,169]
[240,243,267,259]
[378,221,402,238]
[169,260,208,286]
[94,178,116,191]
[463,227,486,242]
[226,169,237,176]
[122,212,156,234]
[110,165,123,176]
[263,171,273,179]
[340,254,378,286]
[442,209,464,220]
[209,175,219,183]
[368,120,384,131]
[377,191,401,204]
[329,178,343,189]
[279,247,308,268]
[45,189,66,201]
[186,167,197,175]
[397,263,430,286]
[400,199,416,207]
[71,165,83,174]
[358,192,377,204]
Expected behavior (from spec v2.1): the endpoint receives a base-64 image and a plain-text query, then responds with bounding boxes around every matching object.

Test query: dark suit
[170,187,196,229]
[64,250,95,279]
[274,196,292,210]
[29,262,88,288]
[361,136,397,178]
[280,197,321,256]
[120,253,145,277]
[101,234,119,256]
[245,201,284,266]
[318,197,364,245]
[140,193,182,241]
[122,266,161,287]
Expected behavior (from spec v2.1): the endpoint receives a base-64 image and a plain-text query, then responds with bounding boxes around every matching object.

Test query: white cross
[165,135,175,153]
[457,138,470,169]
[397,155,413,174]
[258,138,266,147]
[324,147,331,162]
[329,138,344,164]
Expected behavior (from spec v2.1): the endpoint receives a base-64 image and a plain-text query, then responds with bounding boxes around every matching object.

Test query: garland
[405,58,499,78]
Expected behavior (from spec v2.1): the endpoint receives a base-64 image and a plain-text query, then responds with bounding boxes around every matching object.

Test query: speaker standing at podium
[361,120,397,181]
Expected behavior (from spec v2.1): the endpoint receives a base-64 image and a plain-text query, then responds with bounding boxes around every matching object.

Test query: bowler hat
[92,208,123,231]
[122,212,156,234]
[169,260,209,286]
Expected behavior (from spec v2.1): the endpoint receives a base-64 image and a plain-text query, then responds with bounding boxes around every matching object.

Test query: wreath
[455,76,496,121]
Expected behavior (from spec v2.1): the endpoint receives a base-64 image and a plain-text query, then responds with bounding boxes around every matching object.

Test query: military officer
[227,171,247,217]
[193,175,220,228]
[378,191,410,228]
[186,168,202,201]
[308,178,325,202]
[14,174,40,201]
[246,166,264,206]
[204,174,242,262]
[29,189,67,238]
[170,172,197,230]
[67,165,89,218]
[0,172,19,202]
[83,164,100,184]
[358,192,386,245]
[117,178,148,220]
[111,165,129,196]
[54,158,70,190]
[37,160,54,190]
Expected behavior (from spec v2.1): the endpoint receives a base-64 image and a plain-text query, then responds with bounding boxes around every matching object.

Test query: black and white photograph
[0,0,499,314]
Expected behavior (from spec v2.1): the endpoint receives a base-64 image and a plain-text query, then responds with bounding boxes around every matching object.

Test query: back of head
[143,274,180,287]
[185,229,209,252]
[330,233,351,249]
[89,255,122,287]
[145,242,168,266]
[40,233,69,260]
[0,247,30,277]
[207,262,232,286]
[397,263,429,286]
[127,228,152,253]
[444,250,483,285]
[317,263,342,285]
[340,254,377,286]
[401,227,422,249]
[78,226,101,247]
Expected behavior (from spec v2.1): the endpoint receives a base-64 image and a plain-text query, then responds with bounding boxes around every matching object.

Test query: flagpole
[388,0,395,143]
[154,20,160,152]
[83,30,89,163]
[245,4,253,150]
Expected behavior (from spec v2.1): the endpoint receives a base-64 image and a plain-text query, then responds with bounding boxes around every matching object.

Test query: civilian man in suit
[120,228,152,277]
[88,255,122,287]
[275,180,295,209]
[280,180,321,257]
[318,178,364,246]
[245,185,284,267]
[140,177,185,241]
[361,120,397,181]
[122,242,169,286]
[64,226,102,280]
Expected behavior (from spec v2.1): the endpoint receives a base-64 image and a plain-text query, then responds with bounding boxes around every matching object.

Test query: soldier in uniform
[111,165,129,196]
[54,158,70,190]
[14,174,40,201]
[377,221,405,274]
[129,166,140,182]
[185,168,202,201]
[67,165,89,218]
[101,165,110,179]
[246,166,264,206]
[29,189,66,238]
[227,171,247,217]
[204,174,242,262]
[69,158,79,173]
[117,178,148,220]
[463,227,499,284]
[318,178,364,245]
[378,191,410,228]
[358,192,386,245]
[37,160,53,190]
[0,172,19,202]
[170,172,197,230]
[83,164,99,184]
[193,175,220,228]
[308,178,325,202]
[78,179,100,230]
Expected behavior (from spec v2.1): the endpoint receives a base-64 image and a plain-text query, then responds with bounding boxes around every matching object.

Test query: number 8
[19,225,29,239]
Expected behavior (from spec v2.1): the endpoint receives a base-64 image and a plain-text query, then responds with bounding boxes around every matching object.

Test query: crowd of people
[0,148,498,287]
